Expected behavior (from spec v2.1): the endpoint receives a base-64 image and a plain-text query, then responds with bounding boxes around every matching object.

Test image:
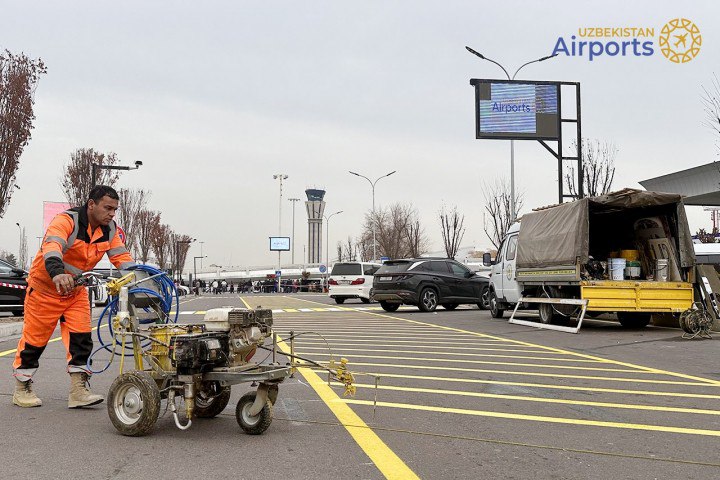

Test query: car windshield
[331,263,363,276]
[376,261,412,274]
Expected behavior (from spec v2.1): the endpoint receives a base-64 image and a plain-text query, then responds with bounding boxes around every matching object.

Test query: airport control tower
[305,189,325,264]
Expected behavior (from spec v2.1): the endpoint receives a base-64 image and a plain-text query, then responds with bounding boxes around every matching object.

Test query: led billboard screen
[470,79,560,140]
[269,237,291,251]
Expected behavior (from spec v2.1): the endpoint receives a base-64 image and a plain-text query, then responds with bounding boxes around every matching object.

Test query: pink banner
[43,201,72,232]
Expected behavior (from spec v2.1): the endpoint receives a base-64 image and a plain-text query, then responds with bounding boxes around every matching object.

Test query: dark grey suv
[372,258,490,312]
[0,258,27,316]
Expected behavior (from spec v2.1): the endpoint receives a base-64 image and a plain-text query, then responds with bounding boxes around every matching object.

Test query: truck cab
[488,223,520,317]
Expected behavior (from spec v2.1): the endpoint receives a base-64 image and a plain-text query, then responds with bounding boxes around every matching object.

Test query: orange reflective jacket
[28,206,136,295]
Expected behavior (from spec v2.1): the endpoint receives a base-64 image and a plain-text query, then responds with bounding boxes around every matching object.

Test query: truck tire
[418,287,439,312]
[489,290,504,318]
[617,312,651,328]
[538,292,558,324]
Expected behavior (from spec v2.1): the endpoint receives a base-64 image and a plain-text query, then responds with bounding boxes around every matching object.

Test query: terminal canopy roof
[640,161,720,206]
[516,189,694,268]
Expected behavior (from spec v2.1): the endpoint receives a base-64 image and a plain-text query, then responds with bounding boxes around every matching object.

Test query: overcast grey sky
[1,1,718,270]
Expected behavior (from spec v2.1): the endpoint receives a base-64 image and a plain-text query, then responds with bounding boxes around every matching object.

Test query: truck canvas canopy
[516,189,695,272]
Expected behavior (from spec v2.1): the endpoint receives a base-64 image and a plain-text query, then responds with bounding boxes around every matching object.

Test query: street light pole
[199,241,205,269]
[349,170,396,261]
[273,174,288,292]
[288,197,301,264]
[465,46,558,221]
[91,160,143,187]
[15,222,22,269]
[193,255,206,294]
[324,210,343,286]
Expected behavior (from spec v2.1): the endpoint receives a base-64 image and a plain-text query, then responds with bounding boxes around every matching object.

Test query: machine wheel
[194,384,231,418]
[380,301,400,312]
[538,292,558,324]
[477,286,490,310]
[107,371,161,437]
[489,290,504,318]
[236,391,273,435]
[617,312,652,328]
[360,297,371,304]
[334,298,345,304]
[442,303,458,310]
[418,288,438,312]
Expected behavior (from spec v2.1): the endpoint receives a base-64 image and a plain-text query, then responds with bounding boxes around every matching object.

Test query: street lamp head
[465,46,485,60]
[349,171,360,176]
[135,160,143,167]
[539,53,559,62]
[386,170,397,177]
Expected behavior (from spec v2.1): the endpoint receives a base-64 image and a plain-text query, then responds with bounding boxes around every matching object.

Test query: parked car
[328,261,382,304]
[0,258,28,316]
[372,258,490,312]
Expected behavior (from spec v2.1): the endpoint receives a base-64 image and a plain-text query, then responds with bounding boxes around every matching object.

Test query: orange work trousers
[13,286,93,381]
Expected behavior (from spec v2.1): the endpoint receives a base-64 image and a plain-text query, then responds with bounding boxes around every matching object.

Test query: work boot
[68,372,104,408]
[13,378,42,408]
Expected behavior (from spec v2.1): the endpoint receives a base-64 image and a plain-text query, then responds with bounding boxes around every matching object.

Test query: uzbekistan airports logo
[659,18,702,63]
[552,18,701,63]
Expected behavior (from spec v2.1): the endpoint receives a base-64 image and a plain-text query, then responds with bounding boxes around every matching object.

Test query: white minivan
[328,261,382,304]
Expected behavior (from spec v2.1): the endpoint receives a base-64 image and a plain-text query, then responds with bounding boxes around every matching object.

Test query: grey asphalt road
[2,292,720,480]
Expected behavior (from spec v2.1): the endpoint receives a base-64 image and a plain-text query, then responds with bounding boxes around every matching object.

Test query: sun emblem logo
[659,18,701,63]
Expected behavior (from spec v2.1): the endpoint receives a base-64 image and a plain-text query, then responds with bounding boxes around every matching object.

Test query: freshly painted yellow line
[341,399,720,438]
[294,351,648,374]
[239,296,252,308]
[284,308,299,312]
[345,382,720,417]
[348,361,714,386]
[360,372,720,400]
[275,337,418,480]
[296,345,608,363]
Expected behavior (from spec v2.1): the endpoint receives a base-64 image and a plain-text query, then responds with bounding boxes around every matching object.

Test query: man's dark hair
[88,185,120,204]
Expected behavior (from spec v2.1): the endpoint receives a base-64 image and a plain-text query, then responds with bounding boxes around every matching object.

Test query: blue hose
[87,265,179,373]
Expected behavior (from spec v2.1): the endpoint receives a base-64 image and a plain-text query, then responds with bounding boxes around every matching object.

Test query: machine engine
[170,307,273,375]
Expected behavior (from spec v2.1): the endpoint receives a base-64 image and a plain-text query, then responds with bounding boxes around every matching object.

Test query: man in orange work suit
[12,185,136,408]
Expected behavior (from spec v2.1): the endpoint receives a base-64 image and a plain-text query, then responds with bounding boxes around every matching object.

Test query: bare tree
[344,237,357,261]
[702,73,720,154]
[565,138,617,198]
[116,188,149,257]
[696,228,718,243]
[0,50,46,218]
[135,209,160,263]
[483,179,524,250]
[61,149,120,206]
[362,203,428,259]
[170,234,194,280]
[150,223,172,270]
[355,235,372,262]
[336,242,344,262]
[439,205,466,259]
[0,250,18,266]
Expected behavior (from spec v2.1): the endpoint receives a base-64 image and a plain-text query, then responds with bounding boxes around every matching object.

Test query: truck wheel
[538,292,558,324]
[107,371,161,437]
[489,290,504,318]
[236,391,273,435]
[194,384,231,418]
[380,301,400,312]
[617,312,651,328]
[418,288,438,312]
[334,298,345,304]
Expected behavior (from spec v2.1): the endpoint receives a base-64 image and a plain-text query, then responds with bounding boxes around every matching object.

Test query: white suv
[328,261,381,304]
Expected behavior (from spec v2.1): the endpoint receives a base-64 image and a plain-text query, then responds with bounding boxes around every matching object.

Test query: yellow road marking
[360,372,720,399]
[341,399,720,438]
[294,351,649,374]
[286,296,720,386]
[348,361,714,386]
[292,338,530,348]
[345,382,720,416]
[284,308,299,312]
[296,344,608,363]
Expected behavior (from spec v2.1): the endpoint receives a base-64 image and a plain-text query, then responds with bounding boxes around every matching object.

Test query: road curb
[0,321,23,342]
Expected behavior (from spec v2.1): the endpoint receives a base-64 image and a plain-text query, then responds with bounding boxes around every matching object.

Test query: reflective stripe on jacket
[27,206,136,294]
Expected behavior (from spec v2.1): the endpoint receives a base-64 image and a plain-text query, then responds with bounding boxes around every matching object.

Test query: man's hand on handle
[53,273,76,295]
